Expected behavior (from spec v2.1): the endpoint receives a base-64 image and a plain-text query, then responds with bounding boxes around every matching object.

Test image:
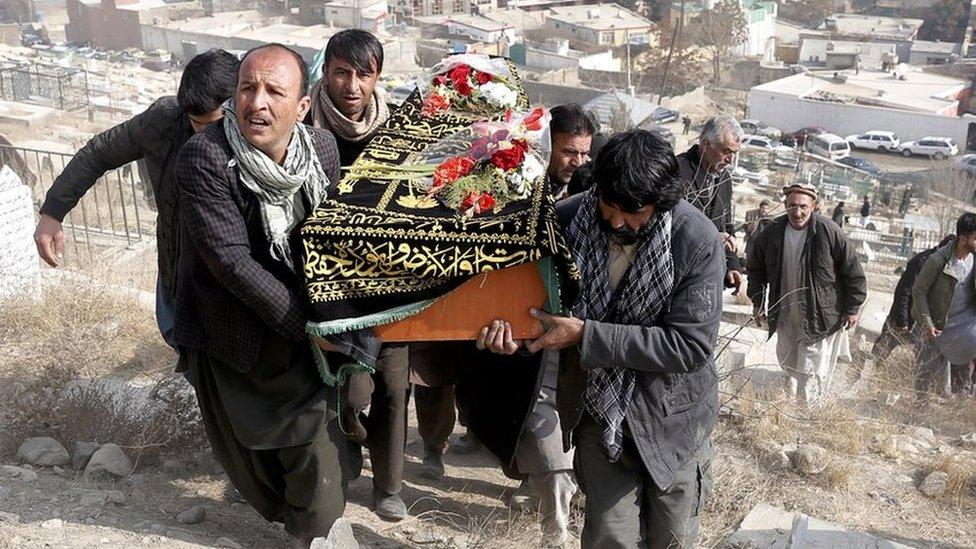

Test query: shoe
[341,409,367,444]
[371,486,407,522]
[450,430,483,455]
[347,441,363,481]
[420,452,445,481]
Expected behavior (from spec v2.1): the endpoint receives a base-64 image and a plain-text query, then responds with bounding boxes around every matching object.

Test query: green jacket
[911,239,976,331]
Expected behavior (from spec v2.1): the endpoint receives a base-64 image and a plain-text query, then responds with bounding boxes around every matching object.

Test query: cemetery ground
[1,258,976,548]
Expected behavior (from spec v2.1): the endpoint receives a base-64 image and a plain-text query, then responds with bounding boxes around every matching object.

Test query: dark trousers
[344,343,410,495]
[951,361,976,395]
[574,415,711,549]
[189,351,348,538]
[872,321,911,360]
[414,385,456,455]
[915,335,951,398]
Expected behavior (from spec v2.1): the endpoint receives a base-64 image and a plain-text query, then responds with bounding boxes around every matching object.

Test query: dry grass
[928,455,976,506]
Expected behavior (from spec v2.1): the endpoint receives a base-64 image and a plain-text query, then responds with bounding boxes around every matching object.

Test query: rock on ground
[919,471,949,498]
[310,518,358,549]
[84,444,133,480]
[176,505,206,525]
[1,465,38,483]
[790,444,829,475]
[17,437,70,467]
[72,441,101,470]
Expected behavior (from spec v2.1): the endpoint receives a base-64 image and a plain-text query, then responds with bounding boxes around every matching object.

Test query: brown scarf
[309,80,389,143]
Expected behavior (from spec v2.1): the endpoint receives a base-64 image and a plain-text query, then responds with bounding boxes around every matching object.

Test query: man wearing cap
[747,184,867,405]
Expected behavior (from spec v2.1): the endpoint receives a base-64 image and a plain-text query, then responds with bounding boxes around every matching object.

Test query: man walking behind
[480,129,725,548]
[748,184,867,406]
[912,213,976,399]
[174,43,347,545]
[34,49,239,347]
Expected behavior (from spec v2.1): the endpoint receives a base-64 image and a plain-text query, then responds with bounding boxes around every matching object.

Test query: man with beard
[480,130,724,548]
[34,49,239,349]
[748,184,867,406]
[676,114,744,293]
[174,43,346,546]
[308,29,389,166]
[546,103,599,199]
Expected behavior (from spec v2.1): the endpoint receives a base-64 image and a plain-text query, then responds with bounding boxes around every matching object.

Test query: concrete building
[667,1,776,58]
[479,7,545,33]
[545,3,652,47]
[66,0,202,51]
[798,38,896,71]
[299,0,390,31]
[748,68,975,152]
[505,0,583,12]
[517,39,619,71]
[909,40,963,66]
[443,14,517,43]
[393,0,469,17]
[141,9,409,65]
[819,13,923,61]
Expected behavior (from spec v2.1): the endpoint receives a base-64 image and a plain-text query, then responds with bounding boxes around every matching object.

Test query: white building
[748,68,974,152]
[443,14,517,44]
[300,0,390,32]
[909,40,964,65]
[798,38,896,70]
[739,0,776,58]
[545,3,653,47]
[820,13,923,61]
[524,39,619,71]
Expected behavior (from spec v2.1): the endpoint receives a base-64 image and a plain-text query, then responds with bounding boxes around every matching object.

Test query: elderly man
[480,129,724,548]
[912,213,976,399]
[677,114,744,293]
[748,184,867,406]
[174,43,346,545]
[34,49,239,347]
[308,29,389,166]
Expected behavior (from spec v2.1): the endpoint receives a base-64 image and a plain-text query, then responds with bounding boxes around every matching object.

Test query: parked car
[781,126,827,147]
[899,137,958,159]
[741,134,791,152]
[838,156,883,176]
[806,133,851,160]
[739,119,781,139]
[845,131,900,152]
[953,153,976,174]
[650,106,679,125]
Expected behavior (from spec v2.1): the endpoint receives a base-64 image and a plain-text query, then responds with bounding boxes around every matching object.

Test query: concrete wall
[748,89,975,151]
[740,12,775,57]
[525,48,617,71]
[141,25,320,61]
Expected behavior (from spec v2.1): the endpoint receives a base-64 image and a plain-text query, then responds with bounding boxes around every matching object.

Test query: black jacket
[173,123,341,372]
[887,246,938,329]
[676,144,741,273]
[40,97,191,300]
[747,213,867,342]
[555,196,724,491]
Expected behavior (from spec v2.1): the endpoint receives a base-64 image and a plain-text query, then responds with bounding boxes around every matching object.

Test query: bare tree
[695,0,748,84]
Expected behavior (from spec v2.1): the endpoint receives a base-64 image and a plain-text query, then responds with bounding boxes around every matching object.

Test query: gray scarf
[309,81,389,143]
[222,99,329,268]
[568,190,675,462]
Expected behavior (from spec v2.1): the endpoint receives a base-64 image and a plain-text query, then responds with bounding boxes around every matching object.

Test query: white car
[741,134,792,153]
[739,120,781,139]
[899,137,959,159]
[845,131,900,152]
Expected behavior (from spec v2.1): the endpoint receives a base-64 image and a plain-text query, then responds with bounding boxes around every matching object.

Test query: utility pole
[659,0,685,103]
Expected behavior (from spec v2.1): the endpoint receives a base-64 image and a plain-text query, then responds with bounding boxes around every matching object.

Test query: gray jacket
[555,196,724,491]
[912,239,976,331]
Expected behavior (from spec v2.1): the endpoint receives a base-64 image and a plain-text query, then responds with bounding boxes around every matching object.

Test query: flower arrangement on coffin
[420,54,520,118]
[344,108,550,218]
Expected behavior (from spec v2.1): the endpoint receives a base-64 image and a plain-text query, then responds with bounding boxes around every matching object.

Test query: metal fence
[0,62,91,111]
[0,144,150,263]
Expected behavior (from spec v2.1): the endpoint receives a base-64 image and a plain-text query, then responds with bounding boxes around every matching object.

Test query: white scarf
[309,81,389,143]
[222,99,329,268]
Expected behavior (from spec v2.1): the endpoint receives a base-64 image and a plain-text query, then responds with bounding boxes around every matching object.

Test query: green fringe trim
[537,257,565,315]
[307,300,436,387]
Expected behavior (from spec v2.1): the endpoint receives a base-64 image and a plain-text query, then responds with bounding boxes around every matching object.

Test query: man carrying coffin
[173,43,346,545]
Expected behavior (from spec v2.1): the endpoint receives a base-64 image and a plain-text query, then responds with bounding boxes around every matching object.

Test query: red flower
[422,93,450,116]
[475,71,492,85]
[433,74,449,86]
[461,192,497,216]
[455,78,473,97]
[431,156,476,191]
[510,138,529,153]
[477,192,496,211]
[490,145,525,171]
[522,107,545,131]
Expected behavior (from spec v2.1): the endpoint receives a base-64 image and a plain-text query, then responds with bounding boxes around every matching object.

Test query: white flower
[520,154,544,183]
[479,81,518,109]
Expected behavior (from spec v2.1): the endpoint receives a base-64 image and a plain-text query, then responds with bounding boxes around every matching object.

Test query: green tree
[695,0,749,83]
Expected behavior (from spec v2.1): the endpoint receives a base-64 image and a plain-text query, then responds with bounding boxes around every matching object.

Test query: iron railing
[0,144,150,263]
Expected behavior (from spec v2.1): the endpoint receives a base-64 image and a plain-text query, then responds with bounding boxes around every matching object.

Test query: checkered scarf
[222,99,329,268]
[567,190,674,462]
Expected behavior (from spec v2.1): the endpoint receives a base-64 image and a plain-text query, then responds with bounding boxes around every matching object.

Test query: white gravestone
[0,166,41,301]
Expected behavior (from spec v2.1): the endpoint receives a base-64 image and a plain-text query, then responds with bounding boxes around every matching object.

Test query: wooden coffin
[374,262,548,342]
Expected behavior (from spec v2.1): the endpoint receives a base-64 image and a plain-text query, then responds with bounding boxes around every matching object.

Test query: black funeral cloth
[300,60,580,368]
